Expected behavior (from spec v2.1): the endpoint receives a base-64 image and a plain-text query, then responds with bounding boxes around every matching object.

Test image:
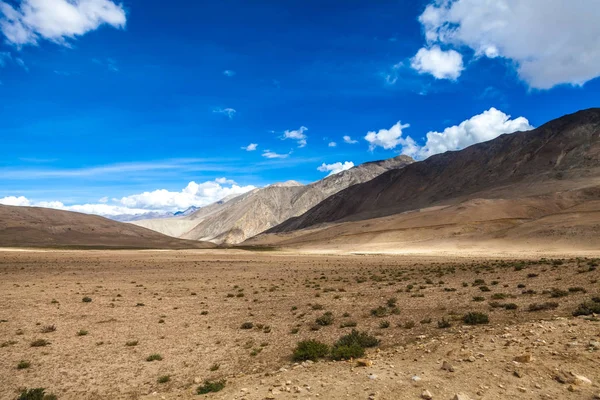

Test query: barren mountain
[132,155,414,244]
[268,108,600,234]
[0,205,215,249]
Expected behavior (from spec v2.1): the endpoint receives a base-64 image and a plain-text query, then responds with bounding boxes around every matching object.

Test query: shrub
[157,375,170,383]
[491,293,508,300]
[82,297,92,303]
[528,302,559,312]
[16,388,57,400]
[573,300,600,316]
[479,286,491,292]
[437,318,452,329]
[379,320,390,329]
[330,343,364,360]
[76,330,88,336]
[370,306,388,317]
[503,303,518,310]
[386,298,397,307]
[403,321,416,329]
[17,360,31,369]
[315,312,333,326]
[549,288,569,298]
[335,329,379,349]
[463,312,489,325]
[472,296,485,302]
[339,320,357,328]
[292,340,329,361]
[197,379,226,395]
[568,287,586,293]
[30,339,50,347]
[146,353,162,362]
[240,322,254,329]
[125,340,138,346]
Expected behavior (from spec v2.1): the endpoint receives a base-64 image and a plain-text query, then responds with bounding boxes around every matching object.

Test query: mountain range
[1,108,599,251]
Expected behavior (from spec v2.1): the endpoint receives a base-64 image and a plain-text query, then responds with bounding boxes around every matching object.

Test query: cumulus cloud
[364,121,412,151]
[282,126,307,147]
[317,161,354,177]
[0,0,127,47]
[262,150,289,159]
[365,108,532,160]
[241,143,257,151]
[328,141,336,147]
[418,0,600,89]
[213,107,236,119]
[411,45,463,80]
[0,178,257,217]
[343,135,358,144]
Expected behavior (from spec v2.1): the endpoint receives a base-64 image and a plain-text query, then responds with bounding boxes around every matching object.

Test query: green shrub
[146,353,162,362]
[437,318,451,329]
[528,302,559,312]
[330,343,364,360]
[379,320,390,329]
[197,379,226,394]
[16,388,57,400]
[17,360,31,369]
[30,339,50,347]
[315,312,333,326]
[370,306,388,317]
[292,340,329,361]
[157,375,170,383]
[573,300,600,316]
[463,312,489,325]
[240,322,254,329]
[335,329,379,349]
[82,297,92,303]
[550,288,568,298]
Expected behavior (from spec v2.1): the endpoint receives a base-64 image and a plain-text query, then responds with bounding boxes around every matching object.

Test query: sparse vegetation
[146,353,163,362]
[463,312,489,325]
[197,379,226,394]
[16,388,57,400]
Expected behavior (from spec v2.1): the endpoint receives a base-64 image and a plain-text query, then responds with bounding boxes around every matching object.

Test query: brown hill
[0,205,215,249]
[268,108,600,234]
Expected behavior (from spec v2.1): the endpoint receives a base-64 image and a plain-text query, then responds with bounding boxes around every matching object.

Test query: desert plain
[1,249,599,400]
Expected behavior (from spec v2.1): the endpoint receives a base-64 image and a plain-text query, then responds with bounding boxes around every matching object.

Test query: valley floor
[0,250,599,399]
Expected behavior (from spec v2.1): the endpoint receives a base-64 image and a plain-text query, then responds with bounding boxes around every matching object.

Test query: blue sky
[0,0,599,215]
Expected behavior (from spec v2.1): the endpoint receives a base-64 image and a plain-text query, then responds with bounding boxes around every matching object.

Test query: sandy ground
[1,249,599,400]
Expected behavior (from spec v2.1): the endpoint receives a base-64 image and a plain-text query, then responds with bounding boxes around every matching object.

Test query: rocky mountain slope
[0,205,215,249]
[268,108,600,235]
[132,155,414,244]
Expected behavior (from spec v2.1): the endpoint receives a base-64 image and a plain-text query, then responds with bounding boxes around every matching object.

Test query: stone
[356,359,373,367]
[441,361,455,372]
[513,354,532,363]
[466,356,476,362]
[452,394,472,400]
[412,375,422,382]
[421,389,433,399]
[572,374,592,385]
[368,374,378,380]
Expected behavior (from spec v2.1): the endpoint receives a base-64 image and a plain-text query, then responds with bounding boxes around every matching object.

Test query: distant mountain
[0,205,215,249]
[110,206,202,222]
[132,155,414,244]
[266,108,600,236]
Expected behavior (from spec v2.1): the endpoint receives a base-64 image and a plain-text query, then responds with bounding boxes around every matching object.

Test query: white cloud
[0,0,127,47]
[0,195,31,206]
[241,143,257,151]
[328,141,336,147]
[372,108,533,160]
[213,107,236,119]
[1,179,257,217]
[262,150,289,159]
[282,126,307,148]
[418,0,600,89]
[317,161,354,177]
[365,121,412,151]
[223,69,235,77]
[343,135,358,144]
[411,45,463,80]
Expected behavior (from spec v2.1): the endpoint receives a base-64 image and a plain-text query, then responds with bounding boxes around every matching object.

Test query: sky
[0,0,599,217]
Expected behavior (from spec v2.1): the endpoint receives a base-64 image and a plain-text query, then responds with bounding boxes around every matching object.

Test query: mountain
[132,155,414,244]
[0,205,215,249]
[110,206,202,222]
[253,108,600,248]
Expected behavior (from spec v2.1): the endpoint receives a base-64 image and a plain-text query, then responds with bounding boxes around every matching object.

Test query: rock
[513,370,522,378]
[412,375,422,382]
[271,388,281,395]
[554,371,575,384]
[421,389,433,399]
[368,374,378,380]
[572,374,592,385]
[517,387,527,393]
[466,356,476,362]
[441,361,455,372]
[513,354,532,363]
[452,394,472,400]
[589,341,600,350]
[357,359,373,367]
